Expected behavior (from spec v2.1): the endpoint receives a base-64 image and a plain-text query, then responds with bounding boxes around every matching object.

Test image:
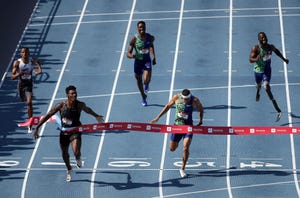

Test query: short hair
[181,89,191,97]
[258,32,266,37]
[137,20,146,27]
[65,85,76,94]
[20,47,30,53]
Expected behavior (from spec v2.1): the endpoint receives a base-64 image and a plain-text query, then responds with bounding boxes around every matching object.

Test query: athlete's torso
[60,100,82,128]
[134,33,152,60]
[175,95,194,125]
[254,44,272,73]
[18,58,34,82]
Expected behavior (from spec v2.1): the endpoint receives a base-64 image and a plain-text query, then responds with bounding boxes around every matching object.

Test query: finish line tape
[17,116,300,135]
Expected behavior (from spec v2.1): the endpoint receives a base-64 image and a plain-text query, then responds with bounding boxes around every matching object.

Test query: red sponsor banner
[17,116,300,135]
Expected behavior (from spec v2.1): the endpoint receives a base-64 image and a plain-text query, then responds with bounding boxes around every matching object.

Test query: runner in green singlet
[249,32,289,122]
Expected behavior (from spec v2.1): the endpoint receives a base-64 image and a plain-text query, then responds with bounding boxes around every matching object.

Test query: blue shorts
[134,58,152,75]
[170,123,193,143]
[170,133,193,143]
[254,65,271,84]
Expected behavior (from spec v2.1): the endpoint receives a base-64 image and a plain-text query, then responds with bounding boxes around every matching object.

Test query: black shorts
[59,132,81,146]
[18,81,33,101]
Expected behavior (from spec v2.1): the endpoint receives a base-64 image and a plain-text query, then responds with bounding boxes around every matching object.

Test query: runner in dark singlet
[33,85,104,182]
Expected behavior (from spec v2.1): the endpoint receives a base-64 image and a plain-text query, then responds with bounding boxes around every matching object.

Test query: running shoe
[275,112,282,122]
[27,126,33,134]
[179,169,187,178]
[142,98,147,106]
[144,84,149,93]
[66,170,72,182]
[76,158,82,168]
[255,90,260,102]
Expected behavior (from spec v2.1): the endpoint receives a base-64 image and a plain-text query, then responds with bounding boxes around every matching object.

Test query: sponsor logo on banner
[212,128,224,133]
[167,127,171,132]
[114,124,123,128]
[271,128,276,133]
[250,128,255,133]
[229,128,234,134]
[109,124,114,128]
[146,125,151,130]
[93,125,97,130]
[127,124,132,129]
[208,128,213,133]
[292,128,297,133]
[188,127,192,133]
[131,124,142,129]
[79,127,83,132]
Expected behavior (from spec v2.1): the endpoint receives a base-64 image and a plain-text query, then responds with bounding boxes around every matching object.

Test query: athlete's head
[137,21,146,35]
[258,32,268,45]
[20,47,30,59]
[66,85,77,101]
[181,89,191,103]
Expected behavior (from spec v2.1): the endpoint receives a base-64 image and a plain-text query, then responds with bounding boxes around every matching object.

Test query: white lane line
[153,180,296,198]
[277,0,300,196]
[20,1,89,198]
[158,0,185,198]
[89,1,136,198]
[226,0,233,197]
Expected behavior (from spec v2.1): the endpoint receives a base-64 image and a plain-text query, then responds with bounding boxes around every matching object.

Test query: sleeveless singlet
[134,33,152,61]
[60,101,82,128]
[174,95,194,125]
[18,58,34,83]
[254,44,272,73]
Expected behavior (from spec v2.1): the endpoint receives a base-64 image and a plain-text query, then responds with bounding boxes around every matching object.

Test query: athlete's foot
[76,158,83,168]
[141,95,147,106]
[275,112,282,122]
[144,84,149,94]
[66,170,72,182]
[141,98,147,106]
[76,158,82,168]
[256,90,260,102]
[28,125,33,134]
[179,169,187,178]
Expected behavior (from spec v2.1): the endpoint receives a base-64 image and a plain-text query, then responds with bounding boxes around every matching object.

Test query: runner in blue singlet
[151,89,204,178]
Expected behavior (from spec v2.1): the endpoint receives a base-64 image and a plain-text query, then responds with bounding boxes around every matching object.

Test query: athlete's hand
[152,58,156,65]
[151,117,159,124]
[284,58,289,64]
[96,115,104,123]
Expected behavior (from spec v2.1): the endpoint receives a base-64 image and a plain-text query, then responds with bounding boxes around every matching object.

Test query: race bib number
[263,53,271,61]
[178,112,188,120]
[139,49,149,54]
[62,117,72,126]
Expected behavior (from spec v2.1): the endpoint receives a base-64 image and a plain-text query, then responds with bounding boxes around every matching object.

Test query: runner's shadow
[291,113,300,119]
[74,171,193,189]
[188,168,293,178]
[204,105,246,110]
[0,170,25,182]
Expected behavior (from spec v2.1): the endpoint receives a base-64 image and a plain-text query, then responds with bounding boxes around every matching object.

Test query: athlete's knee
[169,142,178,152]
[263,81,270,90]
